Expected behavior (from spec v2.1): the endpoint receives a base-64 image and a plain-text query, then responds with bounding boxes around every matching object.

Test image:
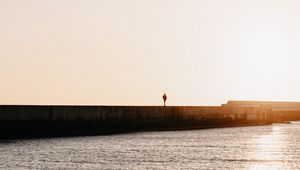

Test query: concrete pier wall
[226,100,300,111]
[0,104,285,139]
[0,105,269,121]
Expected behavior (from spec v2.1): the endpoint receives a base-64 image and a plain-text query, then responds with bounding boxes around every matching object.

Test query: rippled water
[1,122,300,170]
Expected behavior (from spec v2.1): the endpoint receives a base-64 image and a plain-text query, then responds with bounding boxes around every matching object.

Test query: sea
[1,122,300,169]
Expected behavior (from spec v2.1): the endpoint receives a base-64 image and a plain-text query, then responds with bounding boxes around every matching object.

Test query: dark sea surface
[1,122,300,170]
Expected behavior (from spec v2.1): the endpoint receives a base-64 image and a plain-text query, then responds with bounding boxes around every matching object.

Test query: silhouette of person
[162,93,167,106]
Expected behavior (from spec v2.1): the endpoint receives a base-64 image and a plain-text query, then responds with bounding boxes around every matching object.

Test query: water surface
[1,122,300,169]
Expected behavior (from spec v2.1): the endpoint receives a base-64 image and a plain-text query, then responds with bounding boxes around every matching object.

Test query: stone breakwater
[0,102,299,139]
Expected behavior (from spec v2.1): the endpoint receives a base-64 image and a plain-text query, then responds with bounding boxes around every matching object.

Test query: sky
[1,0,300,106]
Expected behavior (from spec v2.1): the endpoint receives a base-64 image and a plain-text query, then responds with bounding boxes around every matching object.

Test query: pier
[0,101,300,138]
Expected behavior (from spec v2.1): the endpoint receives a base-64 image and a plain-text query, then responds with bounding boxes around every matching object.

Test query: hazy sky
[1,0,300,105]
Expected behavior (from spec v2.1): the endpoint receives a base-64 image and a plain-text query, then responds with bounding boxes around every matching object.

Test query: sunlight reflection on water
[249,126,285,170]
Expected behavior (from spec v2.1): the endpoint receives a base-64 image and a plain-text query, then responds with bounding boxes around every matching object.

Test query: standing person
[162,93,167,107]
